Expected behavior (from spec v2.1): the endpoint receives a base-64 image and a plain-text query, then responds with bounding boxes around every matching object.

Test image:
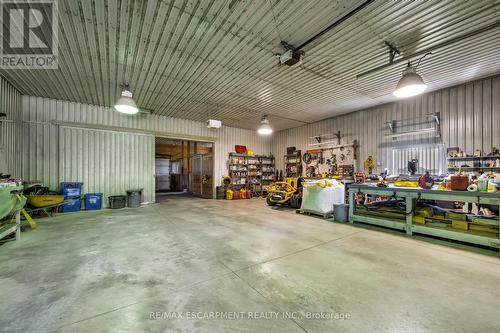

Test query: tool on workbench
[408,159,418,175]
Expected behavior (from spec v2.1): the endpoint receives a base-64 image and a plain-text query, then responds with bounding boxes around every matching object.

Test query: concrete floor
[1,197,500,333]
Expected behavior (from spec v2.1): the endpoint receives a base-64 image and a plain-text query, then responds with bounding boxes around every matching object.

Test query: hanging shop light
[114,85,138,114]
[393,65,427,98]
[393,53,431,98]
[257,115,273,135]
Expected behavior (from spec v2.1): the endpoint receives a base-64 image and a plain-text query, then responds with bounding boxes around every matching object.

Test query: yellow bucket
[394,181,419,188]
[226,189,233,200]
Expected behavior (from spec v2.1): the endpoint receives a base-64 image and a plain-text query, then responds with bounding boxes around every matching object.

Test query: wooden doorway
[155,138,213,198]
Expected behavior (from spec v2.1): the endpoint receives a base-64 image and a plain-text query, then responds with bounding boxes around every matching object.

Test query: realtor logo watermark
[0,0,58,69]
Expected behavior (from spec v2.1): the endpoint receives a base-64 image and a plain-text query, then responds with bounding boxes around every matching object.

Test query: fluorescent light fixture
[393,65,427,98]
[257,116,273,135]
[114,86,138,114]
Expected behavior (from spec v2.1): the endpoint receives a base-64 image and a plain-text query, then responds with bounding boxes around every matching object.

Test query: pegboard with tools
[303,138,358,178]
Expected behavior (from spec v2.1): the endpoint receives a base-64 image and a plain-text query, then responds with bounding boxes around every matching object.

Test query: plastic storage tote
[109,195,126,209]
[84,193,102,210]
[62,197,81,212]
[60,182,83,198]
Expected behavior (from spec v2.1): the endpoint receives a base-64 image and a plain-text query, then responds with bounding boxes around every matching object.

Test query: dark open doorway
[155,138,214,200]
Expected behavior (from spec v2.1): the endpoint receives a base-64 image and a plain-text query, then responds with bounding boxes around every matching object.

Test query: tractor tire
[266,197,277,206]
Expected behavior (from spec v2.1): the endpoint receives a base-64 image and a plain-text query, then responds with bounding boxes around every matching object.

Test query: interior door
[190,154,213,198]
[190,155,202,197]
[201,154,213,198]
[155,158,170,191]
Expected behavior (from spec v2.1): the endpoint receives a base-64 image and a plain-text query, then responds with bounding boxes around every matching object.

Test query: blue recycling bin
[61,182,83,212]
[84,193,103,210]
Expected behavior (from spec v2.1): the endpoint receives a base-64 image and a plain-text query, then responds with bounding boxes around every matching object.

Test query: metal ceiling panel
[1,0,499,131]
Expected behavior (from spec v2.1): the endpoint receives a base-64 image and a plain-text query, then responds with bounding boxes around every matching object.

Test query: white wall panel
[0,76,22,176]
[4,94,270,202]
[272,74,500,176]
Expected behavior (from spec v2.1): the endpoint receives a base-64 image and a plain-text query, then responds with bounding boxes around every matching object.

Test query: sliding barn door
[58,126,155,205]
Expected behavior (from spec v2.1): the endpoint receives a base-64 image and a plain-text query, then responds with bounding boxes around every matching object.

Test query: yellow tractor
[266,177,302,208]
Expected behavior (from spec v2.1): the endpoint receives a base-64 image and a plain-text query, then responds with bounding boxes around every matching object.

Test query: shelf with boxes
[447,155,500,171]
[260,156,276,194]
[284,151,301,178]
[227,153,275,196]
[447,148,500,172]
[228,154,248,185]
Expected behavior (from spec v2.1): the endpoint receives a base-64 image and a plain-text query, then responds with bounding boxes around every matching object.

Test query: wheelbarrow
[25,195,65,217]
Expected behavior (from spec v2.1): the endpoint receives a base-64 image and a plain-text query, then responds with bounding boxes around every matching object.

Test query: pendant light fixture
[393,65,427,98]
[114,85,139,114]
[393,52,431,98]
[257,115,273,135]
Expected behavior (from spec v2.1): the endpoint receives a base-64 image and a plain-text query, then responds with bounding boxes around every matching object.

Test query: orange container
[450,175,469,191]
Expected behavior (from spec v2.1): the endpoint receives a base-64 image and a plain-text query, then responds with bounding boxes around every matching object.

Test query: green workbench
[348,184,500,251]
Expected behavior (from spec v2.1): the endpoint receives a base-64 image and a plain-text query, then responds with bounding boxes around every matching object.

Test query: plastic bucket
[60,182,83,198]
[333,204,349,222]
[477,179,488,192]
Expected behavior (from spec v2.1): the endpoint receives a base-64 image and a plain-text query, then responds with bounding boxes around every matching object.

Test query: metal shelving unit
[447,155,500,172]
[284,151,301,178]
[260,156,276,195]
[228,153,275,195]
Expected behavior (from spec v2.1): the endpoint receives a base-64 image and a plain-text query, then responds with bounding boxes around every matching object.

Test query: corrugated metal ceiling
[1,0,499,131]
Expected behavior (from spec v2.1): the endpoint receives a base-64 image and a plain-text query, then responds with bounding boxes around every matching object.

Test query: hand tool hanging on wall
[364,156,376,174]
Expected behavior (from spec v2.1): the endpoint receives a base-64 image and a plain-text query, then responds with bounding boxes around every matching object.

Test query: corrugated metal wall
[272,74,500,175]
[4,73,499,201]
[59,126,155,203]
[0,76,22,175]
[4,94,270,203]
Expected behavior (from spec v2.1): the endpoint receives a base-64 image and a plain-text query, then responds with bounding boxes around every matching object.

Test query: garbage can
[126,189,143,208]
[333,203,349,222]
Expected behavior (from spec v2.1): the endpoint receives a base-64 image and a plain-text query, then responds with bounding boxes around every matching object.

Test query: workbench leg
[348,190,354,224]
[405,196,413,236]
[15,210,21,241]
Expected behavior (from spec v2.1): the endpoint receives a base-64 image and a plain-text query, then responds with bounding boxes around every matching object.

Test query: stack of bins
[60,182,83,212]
